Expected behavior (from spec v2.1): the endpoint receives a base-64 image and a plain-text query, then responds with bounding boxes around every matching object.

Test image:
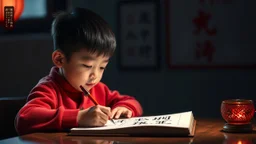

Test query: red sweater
[15,67,143,135]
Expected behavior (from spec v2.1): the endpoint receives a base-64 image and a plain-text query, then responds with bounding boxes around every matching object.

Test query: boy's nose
[89,74,96,81]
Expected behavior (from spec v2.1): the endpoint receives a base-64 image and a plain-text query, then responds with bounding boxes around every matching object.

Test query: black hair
[51,7,116,61]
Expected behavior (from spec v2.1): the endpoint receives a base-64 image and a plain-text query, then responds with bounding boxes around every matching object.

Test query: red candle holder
[221,99,255,133]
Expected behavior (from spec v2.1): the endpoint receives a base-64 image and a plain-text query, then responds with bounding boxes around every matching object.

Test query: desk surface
[0,118,255,144]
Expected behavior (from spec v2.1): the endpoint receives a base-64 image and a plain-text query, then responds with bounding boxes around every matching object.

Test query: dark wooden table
[0,118,255,144]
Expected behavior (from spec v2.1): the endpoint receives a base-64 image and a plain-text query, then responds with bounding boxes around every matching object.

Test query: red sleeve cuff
[62,109,79,128]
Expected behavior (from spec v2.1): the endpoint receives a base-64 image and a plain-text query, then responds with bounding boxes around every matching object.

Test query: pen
[79,85,115,125]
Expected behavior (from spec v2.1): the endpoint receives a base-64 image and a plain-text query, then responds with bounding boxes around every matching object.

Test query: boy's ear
[52,50,65,67]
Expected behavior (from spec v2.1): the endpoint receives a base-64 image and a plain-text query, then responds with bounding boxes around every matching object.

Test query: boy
[15,7,143,135]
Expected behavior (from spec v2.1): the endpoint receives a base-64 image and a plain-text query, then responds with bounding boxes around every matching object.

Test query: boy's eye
[83,64,92,68]
[100,67,106,70]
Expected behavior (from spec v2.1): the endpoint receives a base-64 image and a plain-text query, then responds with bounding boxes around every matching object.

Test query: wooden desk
[0,119,255,144]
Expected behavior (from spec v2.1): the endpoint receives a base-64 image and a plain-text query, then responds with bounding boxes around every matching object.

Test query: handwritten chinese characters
[108,115,173,127]
[119,1,159,69]
[193,0,235,63]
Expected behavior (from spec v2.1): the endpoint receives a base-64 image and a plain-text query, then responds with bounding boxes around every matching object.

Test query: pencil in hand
[79,85,116,125]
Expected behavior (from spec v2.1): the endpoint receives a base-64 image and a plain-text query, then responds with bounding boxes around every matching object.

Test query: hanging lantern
[0,0,24,22]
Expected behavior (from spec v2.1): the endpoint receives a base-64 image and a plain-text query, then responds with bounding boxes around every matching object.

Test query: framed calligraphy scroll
[165,0,256,69]
[117,0,160,70]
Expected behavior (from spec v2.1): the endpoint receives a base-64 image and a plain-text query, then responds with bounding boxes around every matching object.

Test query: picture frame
[117,0,160,70]
[165,0,256,69]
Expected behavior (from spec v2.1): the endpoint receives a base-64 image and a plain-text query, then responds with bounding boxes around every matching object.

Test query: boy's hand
[77,105,111,127]
[111,106,132,119]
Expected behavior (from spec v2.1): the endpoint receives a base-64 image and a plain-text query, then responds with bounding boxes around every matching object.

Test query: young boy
[15,7,143,135]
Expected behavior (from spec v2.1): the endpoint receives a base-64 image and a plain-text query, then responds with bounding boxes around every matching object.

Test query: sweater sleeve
[103,84,143,117]
[15,83,79,135]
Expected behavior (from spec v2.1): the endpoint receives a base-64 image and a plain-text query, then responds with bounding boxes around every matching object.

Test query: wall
[71,0,256,117]
[0,0,255,118]
[0,34,53,97]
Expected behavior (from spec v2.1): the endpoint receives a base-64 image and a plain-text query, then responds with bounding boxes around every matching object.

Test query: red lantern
[0,0,24,22]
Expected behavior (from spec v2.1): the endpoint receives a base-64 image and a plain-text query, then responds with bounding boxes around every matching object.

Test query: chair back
[0,97,26,140]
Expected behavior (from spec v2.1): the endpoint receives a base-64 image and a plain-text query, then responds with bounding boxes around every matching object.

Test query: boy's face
[59,49,109,92]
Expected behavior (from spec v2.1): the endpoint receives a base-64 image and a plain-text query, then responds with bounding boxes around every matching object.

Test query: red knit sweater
[15,67,143,135]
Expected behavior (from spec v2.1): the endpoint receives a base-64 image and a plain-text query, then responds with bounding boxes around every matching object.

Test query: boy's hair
[51,7,116,61]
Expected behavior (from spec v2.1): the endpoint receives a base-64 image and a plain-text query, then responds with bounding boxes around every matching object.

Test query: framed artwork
[165,0,256,69]
[117,0,160,70]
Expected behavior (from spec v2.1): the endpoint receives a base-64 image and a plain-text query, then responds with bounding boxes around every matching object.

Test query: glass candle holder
[221,99,255,132]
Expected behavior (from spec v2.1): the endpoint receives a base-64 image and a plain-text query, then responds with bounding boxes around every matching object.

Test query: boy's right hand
[77,105,111,127]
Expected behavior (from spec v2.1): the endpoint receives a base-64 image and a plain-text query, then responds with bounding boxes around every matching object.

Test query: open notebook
[69,111,196,136]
